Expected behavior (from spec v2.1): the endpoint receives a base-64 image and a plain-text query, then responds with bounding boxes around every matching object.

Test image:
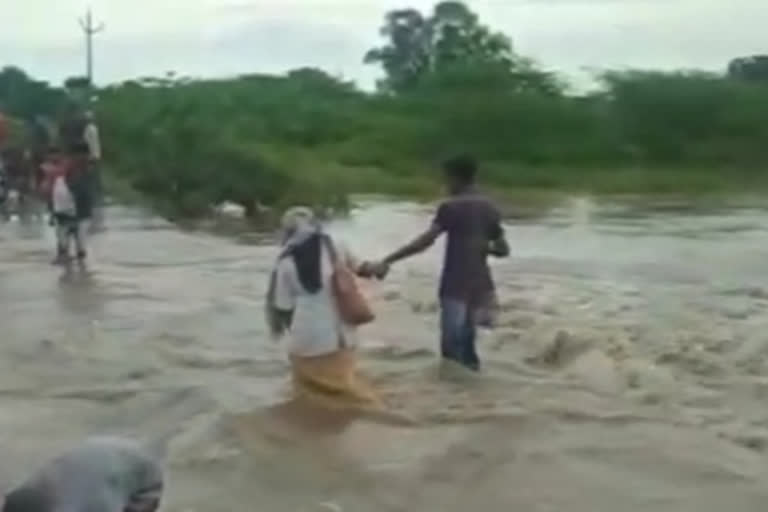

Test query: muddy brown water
[2,197,768,511]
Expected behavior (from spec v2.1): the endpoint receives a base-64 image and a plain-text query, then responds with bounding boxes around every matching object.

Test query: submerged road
[1,198,768,511]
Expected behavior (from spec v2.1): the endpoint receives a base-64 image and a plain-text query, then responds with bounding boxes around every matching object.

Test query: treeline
[2,1,768,217]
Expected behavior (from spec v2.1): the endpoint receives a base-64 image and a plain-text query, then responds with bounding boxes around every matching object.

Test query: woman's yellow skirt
[289,348,382,410]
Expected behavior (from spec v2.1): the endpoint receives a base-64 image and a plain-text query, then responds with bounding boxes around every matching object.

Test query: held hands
[487,237,510,258]
[371,261,390,280]
[359,260,390,280]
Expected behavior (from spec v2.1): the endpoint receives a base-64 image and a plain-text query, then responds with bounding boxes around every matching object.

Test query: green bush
[89,67,768,217]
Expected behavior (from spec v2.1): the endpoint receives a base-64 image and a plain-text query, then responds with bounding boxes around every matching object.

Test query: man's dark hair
[442,154,477,184]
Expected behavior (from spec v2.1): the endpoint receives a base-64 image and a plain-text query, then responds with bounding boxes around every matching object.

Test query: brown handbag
[321,235,375,326]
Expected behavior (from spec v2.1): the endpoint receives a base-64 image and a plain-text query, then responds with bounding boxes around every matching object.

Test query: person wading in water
[48,143,93,266]
[374,155,510,372]
[266,206,386,408]
[83,110,104,232]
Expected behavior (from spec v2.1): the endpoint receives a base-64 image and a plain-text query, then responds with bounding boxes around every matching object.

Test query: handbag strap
[321,234,348,350]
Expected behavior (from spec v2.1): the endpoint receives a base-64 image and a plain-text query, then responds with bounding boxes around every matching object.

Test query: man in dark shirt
[67,144,94,263]
[29,116,51,182]
[377,155,509,371]
[51,143,93,265]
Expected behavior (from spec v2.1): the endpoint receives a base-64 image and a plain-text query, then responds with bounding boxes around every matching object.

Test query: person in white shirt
[82,111,104,231]
[266,206,385,408]
[83,111,101,162]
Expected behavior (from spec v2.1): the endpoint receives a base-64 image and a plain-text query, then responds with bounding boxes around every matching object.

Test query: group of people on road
[0,109,103,267]
[266,154,510,409]
[42,142,97,265]
[0,110,165,512]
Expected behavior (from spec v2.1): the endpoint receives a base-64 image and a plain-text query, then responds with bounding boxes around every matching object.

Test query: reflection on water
[2,197,768,511]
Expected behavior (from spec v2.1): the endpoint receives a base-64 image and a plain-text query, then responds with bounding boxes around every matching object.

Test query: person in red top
[0,113,9,219]
[40,147,77,264]
[44,144,94,266]
[0,111,8,146]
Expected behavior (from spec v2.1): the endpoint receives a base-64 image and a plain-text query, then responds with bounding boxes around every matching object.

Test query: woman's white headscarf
[280,206,318,248]
[265,206,320,339]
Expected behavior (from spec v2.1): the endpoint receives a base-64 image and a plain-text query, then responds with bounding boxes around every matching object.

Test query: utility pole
[78,8,104,87]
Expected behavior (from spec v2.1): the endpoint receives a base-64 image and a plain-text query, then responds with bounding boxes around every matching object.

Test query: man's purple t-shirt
[433,191,504,305]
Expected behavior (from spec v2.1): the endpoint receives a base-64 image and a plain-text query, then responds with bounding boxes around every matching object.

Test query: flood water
[2,197,768,511]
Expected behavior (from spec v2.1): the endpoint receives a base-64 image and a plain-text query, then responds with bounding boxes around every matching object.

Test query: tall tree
[0,66,66,119]
[728,55,768,82]
[364,1,561,95]
[364,8,432,92]
[430,1,513,70]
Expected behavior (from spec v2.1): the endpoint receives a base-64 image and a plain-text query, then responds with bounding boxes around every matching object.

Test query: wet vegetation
[2,1,768,219]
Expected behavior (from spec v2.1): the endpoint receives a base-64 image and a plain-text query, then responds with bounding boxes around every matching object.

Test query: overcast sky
[0,0,765,89]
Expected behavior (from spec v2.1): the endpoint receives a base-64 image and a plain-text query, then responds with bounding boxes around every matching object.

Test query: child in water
[43,144,93,266]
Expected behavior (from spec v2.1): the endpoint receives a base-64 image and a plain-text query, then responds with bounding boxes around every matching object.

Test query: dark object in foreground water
[1,437,164,512]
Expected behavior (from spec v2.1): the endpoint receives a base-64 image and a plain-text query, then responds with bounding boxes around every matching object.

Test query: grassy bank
[93,68,768,220]
[104,159,767,228]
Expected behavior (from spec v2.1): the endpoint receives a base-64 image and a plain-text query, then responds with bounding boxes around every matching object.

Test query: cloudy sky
[1,0,765,89]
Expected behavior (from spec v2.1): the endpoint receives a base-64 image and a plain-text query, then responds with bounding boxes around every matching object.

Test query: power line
[78,8,105,87]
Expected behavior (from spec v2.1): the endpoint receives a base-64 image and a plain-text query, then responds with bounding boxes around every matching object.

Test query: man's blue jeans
[440,298,480,371]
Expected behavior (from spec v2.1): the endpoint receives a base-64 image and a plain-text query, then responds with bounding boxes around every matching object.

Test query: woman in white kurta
[267,207,382,408]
